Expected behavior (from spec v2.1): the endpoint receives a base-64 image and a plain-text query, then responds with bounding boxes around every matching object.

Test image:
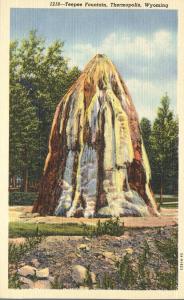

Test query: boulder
[19,276,34,288]
[33,280,51,289]
[18,265,36,277]
[36,268,49,279]
[78,244,90,251]
[72,265,87,284]
[102,251,117,262]
[31,258,40,268]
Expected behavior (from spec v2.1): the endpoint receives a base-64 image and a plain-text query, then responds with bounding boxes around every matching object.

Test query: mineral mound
[33,54,158,217]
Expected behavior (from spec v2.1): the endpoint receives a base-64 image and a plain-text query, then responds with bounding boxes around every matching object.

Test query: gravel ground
[9,225,178,290]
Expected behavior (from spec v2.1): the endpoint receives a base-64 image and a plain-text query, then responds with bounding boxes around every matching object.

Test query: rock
[19,276,34,288]
[102,251,116,261]
[72,265,87,284]
[90,272,96,284]
[33,280,51,289]
[112,241,121,247]
[93,252,101,257]
[125,248,134,255]
[31,258,40,268]
[48,276,55,284]
[10,269,17,275]
[32,213,40,217]
[18,265,36,277]
[76,253,81,258]
[78,244,90,251]
[36,268,49,279]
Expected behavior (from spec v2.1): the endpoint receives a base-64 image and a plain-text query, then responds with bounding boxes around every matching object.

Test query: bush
[96,273,114,289]
[8,273,21,289]
[95,218,124,237]
[116,253,135,288]
[9,192,38,206]
[82,217,124,237]
[9,234,44,264]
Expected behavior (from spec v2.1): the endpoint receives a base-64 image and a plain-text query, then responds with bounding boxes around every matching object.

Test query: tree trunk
[23,168,29,192]
[12,176,16,188]
[160,175,163,209]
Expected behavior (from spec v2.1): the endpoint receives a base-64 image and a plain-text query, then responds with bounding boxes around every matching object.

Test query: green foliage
[116,253,135,288]
[10,30,81,190]
[96,273,114,289]
[9,235,43,264]
[9,222,94,238]
[155,237,177,267]
[137,241,151,289]
[140,117,152,160]
[9,192,37,206]
[95,218,124,237]
[156,269,177,290]
[82,217,124,237]
[155,235,178,289]
[8,273,21,289]
[51,276,64,289]
[83,265,93,289]
[150,94,178,195]
[140,94,178,195]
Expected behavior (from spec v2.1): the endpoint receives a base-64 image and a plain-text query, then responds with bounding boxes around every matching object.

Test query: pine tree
[9,31,81,191]
[140,117,152,161]
[150,94,178,198]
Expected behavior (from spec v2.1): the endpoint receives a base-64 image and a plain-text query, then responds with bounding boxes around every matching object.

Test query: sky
[10,9,177,121]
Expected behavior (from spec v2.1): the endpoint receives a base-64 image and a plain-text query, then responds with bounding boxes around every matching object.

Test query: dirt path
[9,206,178,228]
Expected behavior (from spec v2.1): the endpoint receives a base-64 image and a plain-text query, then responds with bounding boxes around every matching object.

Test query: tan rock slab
[33,280,51,289]
[31,258,40,268]
[19,276,34,288]
[36,268,49,279]
[78,244,90,251]
[72,265,87,284]
[18,265,36,277]
[102,251,116,261]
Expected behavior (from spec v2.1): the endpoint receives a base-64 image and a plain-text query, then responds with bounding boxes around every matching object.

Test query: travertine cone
[33,54,159,217]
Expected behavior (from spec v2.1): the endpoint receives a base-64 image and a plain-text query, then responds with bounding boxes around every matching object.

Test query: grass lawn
[155,195,178,209]
[9,218,124,238]
[9,222,94,238]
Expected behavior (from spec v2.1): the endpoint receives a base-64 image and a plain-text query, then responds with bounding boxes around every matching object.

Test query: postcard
[0,0,184,298]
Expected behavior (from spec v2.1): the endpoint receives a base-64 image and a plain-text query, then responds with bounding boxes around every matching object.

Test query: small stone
[102,251,116,261]
[125,248,134,255]
[36,268,49,279]
[18,265,36,277]
[33,280,51,289]
[72,265,87,284]
[112,241,121,247]
[90,272,96,284]
[79,285,89,289]
[19,276,34,288]
[31,258,40,268]
[32,213,40,217]
[10,269,17,275]
[48,276,55,283]
[19,214,28,218]
[93,252,101,257]
[78,244,90,251]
